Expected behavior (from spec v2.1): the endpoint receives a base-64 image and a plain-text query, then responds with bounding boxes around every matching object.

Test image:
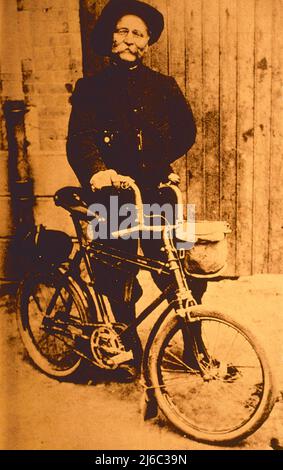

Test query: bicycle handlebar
[120,180,145,227]
[110,178,184,239]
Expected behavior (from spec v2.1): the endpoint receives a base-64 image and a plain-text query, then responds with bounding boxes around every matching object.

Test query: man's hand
[168,173,180,185]
[111,174,135,190]
[90,169,118,191]
[90,170,135,191]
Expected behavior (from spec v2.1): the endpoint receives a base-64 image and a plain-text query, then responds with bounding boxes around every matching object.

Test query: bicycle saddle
[54,187,96,221]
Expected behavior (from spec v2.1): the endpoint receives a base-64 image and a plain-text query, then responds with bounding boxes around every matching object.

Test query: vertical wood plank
[167,0,187,198]
[149,0,168,74]
[253,0,272,273]
[202,0,220,220]
[268,0,283,272]
[219,0,237,274]
[0,152,9,195]
[236,0,255,275]
[185,0,204,219]
[80,0,108,76]
[167,0,186,92]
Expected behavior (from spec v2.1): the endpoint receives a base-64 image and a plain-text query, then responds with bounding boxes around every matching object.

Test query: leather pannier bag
[177,221,231,277]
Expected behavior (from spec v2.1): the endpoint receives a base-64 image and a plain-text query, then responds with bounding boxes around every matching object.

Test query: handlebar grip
[120,181,131,190]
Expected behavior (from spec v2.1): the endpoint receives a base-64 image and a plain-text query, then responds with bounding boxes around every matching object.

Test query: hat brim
[91,0,164,56]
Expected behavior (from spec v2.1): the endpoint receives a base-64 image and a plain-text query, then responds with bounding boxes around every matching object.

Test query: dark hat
[91,0,164,56]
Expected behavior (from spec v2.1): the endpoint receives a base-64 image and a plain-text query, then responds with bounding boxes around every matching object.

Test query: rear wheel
[17,271,87,378]
[148,307,276,444]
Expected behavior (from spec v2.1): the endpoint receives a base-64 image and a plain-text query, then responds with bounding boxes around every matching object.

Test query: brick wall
[0,0,83,280]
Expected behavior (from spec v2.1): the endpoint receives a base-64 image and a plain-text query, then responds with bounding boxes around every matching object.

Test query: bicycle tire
[17,270,88,378]
[147,307,276,445]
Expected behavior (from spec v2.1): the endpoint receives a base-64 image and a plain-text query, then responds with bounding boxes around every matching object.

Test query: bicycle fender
[142,303,176,387]
[57,266,97,324]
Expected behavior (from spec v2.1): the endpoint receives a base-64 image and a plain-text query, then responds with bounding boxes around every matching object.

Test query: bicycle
[16,178,276,445]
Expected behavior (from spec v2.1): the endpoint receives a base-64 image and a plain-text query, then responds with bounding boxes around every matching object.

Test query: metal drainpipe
[3,100,35,279]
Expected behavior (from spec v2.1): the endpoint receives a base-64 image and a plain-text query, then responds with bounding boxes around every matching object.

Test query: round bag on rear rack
[22,225,73,268]
[177,221,231,278]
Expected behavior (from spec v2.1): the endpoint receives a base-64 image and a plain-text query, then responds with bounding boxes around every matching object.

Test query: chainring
[90,323,129,370]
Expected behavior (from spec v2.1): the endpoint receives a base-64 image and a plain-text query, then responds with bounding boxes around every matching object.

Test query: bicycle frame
[58,180,197,357]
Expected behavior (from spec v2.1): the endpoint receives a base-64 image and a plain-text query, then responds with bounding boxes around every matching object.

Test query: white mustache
[114,45,138,54]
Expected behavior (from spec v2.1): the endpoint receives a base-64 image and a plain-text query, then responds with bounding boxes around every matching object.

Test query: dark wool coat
[67,62,196,190]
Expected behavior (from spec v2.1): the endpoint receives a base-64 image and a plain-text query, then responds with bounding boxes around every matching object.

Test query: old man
[67,0,205,379]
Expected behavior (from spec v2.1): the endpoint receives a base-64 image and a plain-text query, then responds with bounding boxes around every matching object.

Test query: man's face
[112,15,150,62]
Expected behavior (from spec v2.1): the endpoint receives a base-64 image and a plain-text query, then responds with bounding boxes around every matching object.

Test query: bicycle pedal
[108,350,134,366]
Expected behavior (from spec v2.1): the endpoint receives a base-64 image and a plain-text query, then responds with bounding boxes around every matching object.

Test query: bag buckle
[178,248,185,259]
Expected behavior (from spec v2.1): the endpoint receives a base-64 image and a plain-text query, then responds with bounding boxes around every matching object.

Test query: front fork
[141,236,208,414]
[162,230,196,317]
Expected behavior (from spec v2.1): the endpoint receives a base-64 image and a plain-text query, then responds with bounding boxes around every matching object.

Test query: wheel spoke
[163,349,198,373]
[161,368,200,377]
[210,319,221,359]
[221,329,240,364]
[162,375,200,385]
[30,294,44,312]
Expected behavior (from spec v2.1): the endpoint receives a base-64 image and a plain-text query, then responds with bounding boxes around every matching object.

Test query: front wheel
[147,307,276,445]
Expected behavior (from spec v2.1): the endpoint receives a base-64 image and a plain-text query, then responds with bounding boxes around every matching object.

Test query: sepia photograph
[0,0,282,455]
